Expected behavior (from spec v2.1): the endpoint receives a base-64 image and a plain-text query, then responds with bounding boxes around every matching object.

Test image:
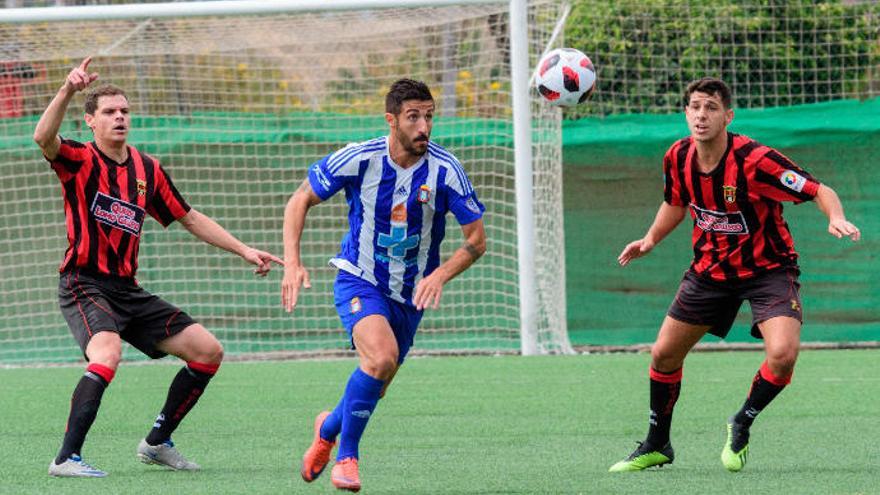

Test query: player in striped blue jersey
[282,79,486,492]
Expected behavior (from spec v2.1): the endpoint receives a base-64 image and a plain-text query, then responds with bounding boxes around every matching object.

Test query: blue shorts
[333,271,423,364]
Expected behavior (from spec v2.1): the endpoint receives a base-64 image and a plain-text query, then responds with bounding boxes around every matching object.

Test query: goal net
[0,0,571,364]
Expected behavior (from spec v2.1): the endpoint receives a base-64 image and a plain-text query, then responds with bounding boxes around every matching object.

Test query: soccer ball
[535,48,596,107]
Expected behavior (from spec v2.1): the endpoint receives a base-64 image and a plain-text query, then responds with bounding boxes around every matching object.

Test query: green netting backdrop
[563,97,879,345]
[1,98,876,355]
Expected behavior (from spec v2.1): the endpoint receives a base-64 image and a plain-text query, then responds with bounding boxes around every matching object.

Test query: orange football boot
[331,457,361,492]
[300,411,335,482]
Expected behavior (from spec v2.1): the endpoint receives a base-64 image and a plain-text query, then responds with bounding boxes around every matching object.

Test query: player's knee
[86,334,122,369]
[650,346,684,372]
[183,324,224,364]
[766,347,798,375]
[89,349,121,370]
[364,354,397,381]
[200,338,224,365]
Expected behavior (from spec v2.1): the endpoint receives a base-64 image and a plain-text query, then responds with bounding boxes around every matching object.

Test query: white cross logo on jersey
[377,225,420,266]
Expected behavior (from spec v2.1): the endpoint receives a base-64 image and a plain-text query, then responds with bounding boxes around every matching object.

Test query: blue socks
[319,399,344,441]
[327,367,384,460]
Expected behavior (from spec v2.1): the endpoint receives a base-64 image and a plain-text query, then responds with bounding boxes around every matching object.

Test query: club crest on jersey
[137,179,147,196]
[350,297,362,314]
[780,170,807,192]
[417,184,431,203]
[723,185,736,204]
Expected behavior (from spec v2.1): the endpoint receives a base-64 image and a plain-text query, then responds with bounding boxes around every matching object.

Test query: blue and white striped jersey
[308,136,485,306]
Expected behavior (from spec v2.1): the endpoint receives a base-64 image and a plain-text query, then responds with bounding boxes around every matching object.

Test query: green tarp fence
[563,97,879,345]
[1,98,876,347]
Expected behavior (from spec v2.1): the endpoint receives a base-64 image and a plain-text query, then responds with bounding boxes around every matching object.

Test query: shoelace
[71,457,99,470]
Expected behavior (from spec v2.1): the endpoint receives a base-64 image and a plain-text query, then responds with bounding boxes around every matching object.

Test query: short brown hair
[84,84,127,115]
[385,78,433,115]
[684,77,731,109]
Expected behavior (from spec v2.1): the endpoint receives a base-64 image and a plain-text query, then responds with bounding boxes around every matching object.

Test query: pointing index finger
[79,56,93,71]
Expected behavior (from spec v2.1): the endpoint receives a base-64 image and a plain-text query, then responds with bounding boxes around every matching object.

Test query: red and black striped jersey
[47,138,191,278]
[663,133,820,282]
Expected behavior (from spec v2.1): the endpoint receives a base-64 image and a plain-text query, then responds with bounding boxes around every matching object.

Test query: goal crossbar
[0,0,506,23]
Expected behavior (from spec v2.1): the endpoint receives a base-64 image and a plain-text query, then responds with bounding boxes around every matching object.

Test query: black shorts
[667,267,802,339]
[58,269,196,359]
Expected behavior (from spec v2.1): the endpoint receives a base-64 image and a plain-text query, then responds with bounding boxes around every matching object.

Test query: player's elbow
[290,190,309,208]
[469,235,487,260]
[290,188,319,212]
[286,193,310,221]
[33,130,51,149]
[474,237,487,257]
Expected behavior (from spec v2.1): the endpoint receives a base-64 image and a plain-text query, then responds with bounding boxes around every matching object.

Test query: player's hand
[281,263,311,313]
[828,218,860,241]
[63,57,99,93]
[413,272,445,310]
[618,238,655,266]
[241,247,283,277]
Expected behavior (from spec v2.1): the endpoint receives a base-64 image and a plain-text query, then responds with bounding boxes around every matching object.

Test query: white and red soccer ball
[535,48,596,107]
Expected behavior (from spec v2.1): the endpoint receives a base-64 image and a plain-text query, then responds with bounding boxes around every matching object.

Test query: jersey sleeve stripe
[429,144,472,194]
[732,137,762,164]
[429,149,466,195]
[663,142,678,205]
[328,143,385,175]
[51,138,89,175]
[754,168,816,202]
[326,143,365,174]
[762,149,804,172]
[675,139,691,205]
[162,168,190,212]
[149,161,191,226]
[62,171,81,269]
[149,181,177,226]
[326,145,364,174]
[327,138,385,174]
[429,145,472,195]
[83,155,102,269]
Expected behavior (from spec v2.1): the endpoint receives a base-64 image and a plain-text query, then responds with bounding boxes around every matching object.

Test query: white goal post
[0,0,572,365]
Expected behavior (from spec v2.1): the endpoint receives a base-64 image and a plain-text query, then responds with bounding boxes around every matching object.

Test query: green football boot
[609,441,675,472]
[721,419,750,472]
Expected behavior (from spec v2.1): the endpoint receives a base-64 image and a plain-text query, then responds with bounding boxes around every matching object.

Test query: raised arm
[177,208,282,275]
[281,179,324,312]
[412,218,486,311]
[33,57,98,160]
[814,184,860,241]
[618,201,688,266]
